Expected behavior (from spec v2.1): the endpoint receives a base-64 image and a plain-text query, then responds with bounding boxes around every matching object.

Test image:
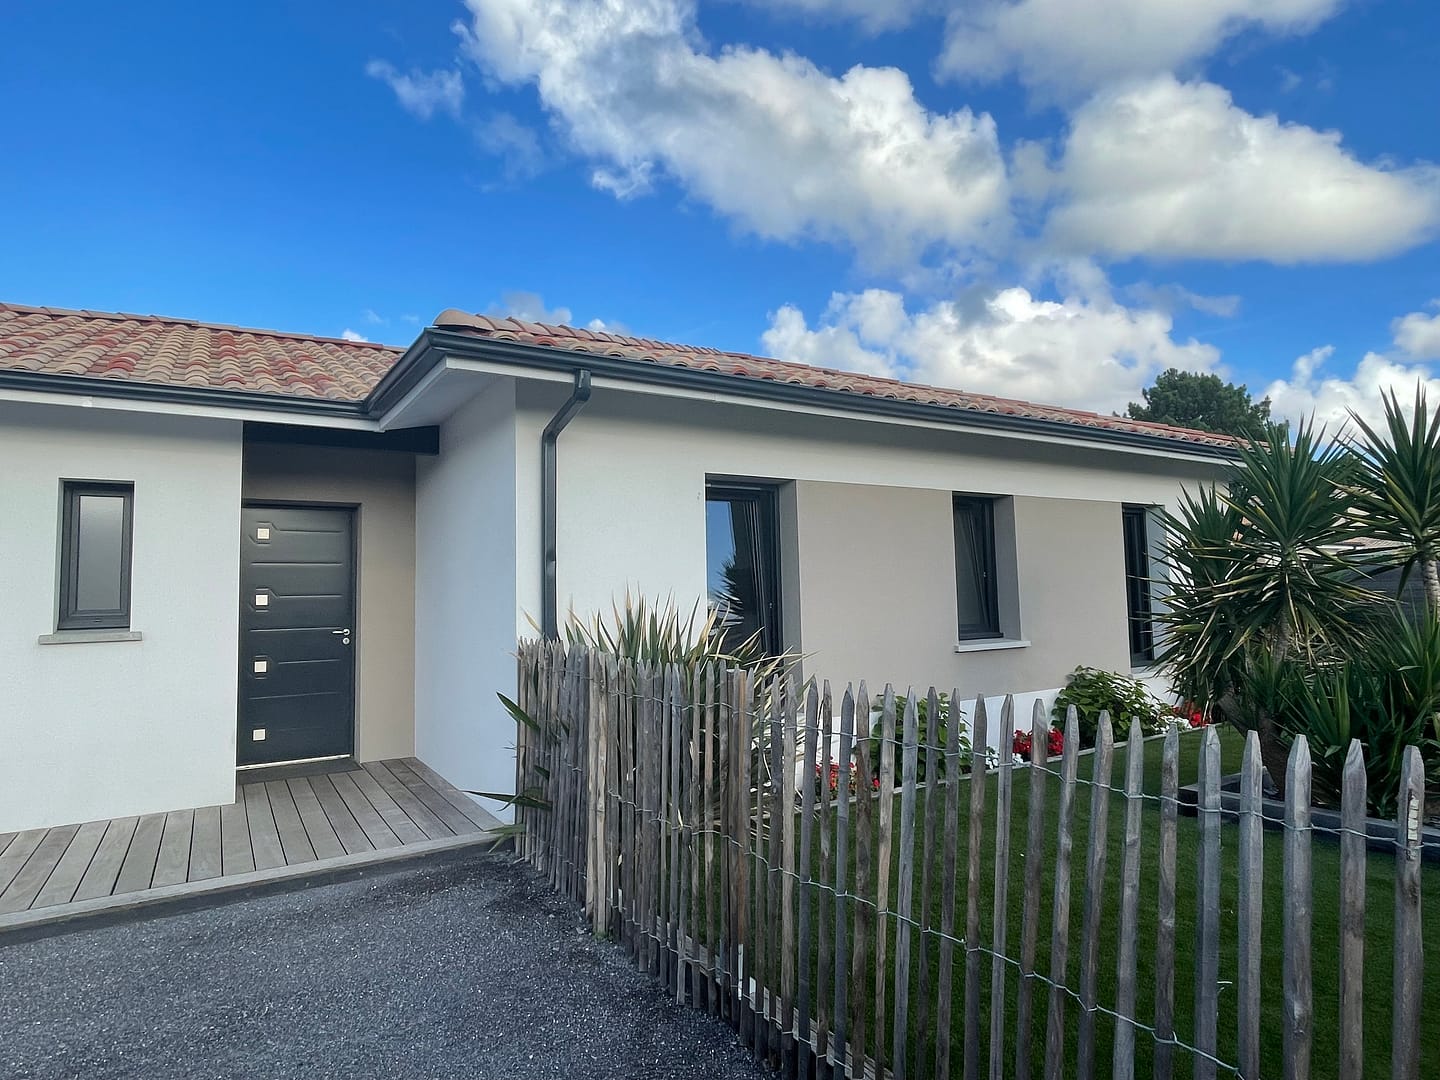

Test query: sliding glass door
[705,483,782,657]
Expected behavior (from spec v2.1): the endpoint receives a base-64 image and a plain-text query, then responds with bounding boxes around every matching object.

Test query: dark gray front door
[238,505,356,767]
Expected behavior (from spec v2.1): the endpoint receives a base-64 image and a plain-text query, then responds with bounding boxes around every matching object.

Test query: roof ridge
[0,301,404,353]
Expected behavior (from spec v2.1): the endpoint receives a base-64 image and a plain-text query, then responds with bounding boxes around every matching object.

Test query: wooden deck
[0,758,502,924]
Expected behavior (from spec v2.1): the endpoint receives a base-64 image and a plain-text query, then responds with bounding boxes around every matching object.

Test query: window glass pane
[75,494,126,611]
[705,488,779,655]
[1123,507,1154,662]
[954,497,999,637]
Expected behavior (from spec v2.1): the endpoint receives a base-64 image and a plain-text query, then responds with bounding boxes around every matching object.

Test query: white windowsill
[954,637,1030,654]
[38,629,144,645]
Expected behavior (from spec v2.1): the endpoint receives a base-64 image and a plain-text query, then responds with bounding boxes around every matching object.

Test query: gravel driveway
[0,852,768,1080]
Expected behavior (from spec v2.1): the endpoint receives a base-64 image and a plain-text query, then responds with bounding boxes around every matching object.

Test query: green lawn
[754,727,1439,1079]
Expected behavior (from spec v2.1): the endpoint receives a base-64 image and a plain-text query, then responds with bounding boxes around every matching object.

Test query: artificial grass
[758,727,1439,1079]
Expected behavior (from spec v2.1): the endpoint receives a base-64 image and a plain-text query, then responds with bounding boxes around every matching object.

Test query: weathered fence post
[1076,713,1114,1080]
[989,696,1015,1080]
[1112,719,1146,1080]
[1283,735,1313,1080]
[832,686,856,1079]
[1236,731,1263,1080]
[935,687,963,1080]
[963,695,991,1080]
[892,690,921,1080]
[1015,701,1049,1080]
[1392,744,1424,1080]
[1043,707,1081,1080]
[797,680,821,1080]
[851,684,875,1080]
[1153,728,1179,1080]
[1338,740,1365,1080]
[1193,724,1222,1080]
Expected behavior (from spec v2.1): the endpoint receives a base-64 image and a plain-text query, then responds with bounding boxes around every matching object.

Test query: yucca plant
[1341,386,1440,619]
[1156,420,1375,791]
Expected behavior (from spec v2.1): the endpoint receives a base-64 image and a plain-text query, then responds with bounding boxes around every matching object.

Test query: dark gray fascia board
[378,328,1243,462]
[0,368,369,419]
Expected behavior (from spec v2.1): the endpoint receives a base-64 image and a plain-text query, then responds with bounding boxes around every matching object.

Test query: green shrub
[867,692,983,781]
[1052,666,1168,748]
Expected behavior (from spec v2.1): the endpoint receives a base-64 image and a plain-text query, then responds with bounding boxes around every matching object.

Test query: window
[953,495,1001,639]
[1123,505,1155,666]
[58,481,134,631]
[705,483,782,656]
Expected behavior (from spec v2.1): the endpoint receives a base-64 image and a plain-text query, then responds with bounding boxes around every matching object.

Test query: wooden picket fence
[511,641,1427,1080]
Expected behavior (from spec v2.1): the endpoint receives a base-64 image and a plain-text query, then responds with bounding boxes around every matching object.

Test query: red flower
[1047,728,1065,755]
[1013,729,1033,757]
[1014,727,1064,758]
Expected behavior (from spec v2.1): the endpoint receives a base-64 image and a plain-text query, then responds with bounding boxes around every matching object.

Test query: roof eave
[0,368,370,418]
[384,328,1242,462]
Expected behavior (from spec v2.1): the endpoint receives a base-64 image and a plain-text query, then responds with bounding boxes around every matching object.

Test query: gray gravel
[0,852,769,1080]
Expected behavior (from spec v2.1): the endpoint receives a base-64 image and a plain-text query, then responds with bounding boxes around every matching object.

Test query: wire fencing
[512,641,1427,1080]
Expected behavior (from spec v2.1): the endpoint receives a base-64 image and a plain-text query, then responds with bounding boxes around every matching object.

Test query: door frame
[237,499,360,769]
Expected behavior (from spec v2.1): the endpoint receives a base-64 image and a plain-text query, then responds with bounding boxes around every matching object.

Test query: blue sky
[2,1,1437,426]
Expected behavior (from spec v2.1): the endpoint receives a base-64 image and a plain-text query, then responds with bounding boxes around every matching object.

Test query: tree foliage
[1127,368,1275,437]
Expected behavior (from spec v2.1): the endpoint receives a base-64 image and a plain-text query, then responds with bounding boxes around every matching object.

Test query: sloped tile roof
[433,309,1239,451]
[0,303,402,403]
[0,301,1236,451]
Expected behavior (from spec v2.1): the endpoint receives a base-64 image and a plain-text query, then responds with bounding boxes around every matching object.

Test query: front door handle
[333,628,352,645]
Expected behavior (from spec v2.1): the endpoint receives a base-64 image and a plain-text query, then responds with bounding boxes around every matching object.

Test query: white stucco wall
[414,377,519,805]
[0,402,243,832]
[515,383,1222,633]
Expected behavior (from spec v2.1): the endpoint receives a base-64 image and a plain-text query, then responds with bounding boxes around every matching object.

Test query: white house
[0,302,1236,834]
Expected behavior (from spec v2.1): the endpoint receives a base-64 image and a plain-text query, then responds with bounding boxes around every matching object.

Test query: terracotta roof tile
[431,308,1237,451]
[0,301,1235,450]
[0,303,401,403]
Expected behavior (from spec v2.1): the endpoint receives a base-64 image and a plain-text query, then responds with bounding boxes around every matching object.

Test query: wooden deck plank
[241,784,286,871]
[33,820,108,909]
[359,762,454,840]
[329,772,404,850]
[0,829,48,897]
[348,767,428,845]
[307,774,374,855]
[219,799,254,877]
[403,757,502,830]
[189,805,223,882]
[114,814,167,895]
[383,760,482,836]
[0,825,80,914]
[73,817,139,901]
[286,778,346,861]
[151,810,194,888]
[264,781,316,865]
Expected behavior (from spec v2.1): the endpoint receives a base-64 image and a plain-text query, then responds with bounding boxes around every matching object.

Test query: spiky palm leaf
[1341,386,1440,617]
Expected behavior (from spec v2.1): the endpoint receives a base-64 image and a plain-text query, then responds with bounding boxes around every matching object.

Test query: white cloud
[488,290,574,325]
[734,0,931,32]
[474,111,547,180]
[1040,76,1440,264]
[366,60,465,120]
[340,329,369,342]
[1264,348,1440,433]
[939,0,1342,98]
[1393,302,1440,360]
[452,0,1008,264]
[761,281,1219,414]
[1265,301,1440,429]
[363,309,385,325]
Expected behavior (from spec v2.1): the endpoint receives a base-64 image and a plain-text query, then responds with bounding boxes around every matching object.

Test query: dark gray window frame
[705,481,784,657]
[953,494,1002,640]
[1123,504,1156,666]
[57,480,134,631]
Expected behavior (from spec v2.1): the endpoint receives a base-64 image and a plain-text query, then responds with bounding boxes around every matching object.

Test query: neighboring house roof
[0,303,401,403]
[0,300,1237,453]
